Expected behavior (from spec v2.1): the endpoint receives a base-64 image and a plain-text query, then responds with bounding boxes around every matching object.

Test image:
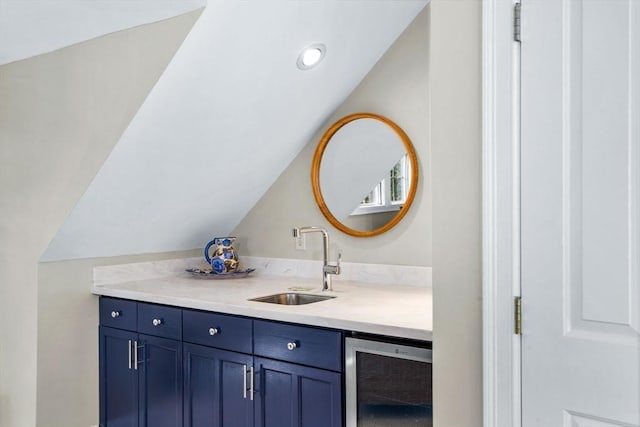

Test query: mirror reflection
[311,113,419,237]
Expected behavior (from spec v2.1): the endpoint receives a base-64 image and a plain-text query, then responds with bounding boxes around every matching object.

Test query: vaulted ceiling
[9,0,428,261]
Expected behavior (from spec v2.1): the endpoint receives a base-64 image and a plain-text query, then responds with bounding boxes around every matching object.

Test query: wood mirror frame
[311,112,419,237]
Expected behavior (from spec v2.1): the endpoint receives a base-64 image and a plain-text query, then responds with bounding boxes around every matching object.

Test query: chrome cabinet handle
[152,318,163,326]
[111,310,121,318]
[287,342,298,351]
[243,365,247,399]
[250,366,254,401]
[209,327,219,336]
[128,339,132,369]
[134,340,138,370]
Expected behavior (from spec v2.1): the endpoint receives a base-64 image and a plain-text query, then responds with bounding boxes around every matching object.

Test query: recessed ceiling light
[297,43,326,70]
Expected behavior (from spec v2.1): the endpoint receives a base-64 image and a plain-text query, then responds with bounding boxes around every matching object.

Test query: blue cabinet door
[254,357,342,427]
[100,326,139,427]
[183,343,254,427]
[138,334,183,427]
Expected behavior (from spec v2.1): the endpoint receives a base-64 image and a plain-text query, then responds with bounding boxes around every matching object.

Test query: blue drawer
[137,303,182,340]
[254,320,342,372]
[183,310,253,354]
[99,297,137,331]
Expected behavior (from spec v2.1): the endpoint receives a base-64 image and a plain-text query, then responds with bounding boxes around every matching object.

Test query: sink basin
[249,293,335,305]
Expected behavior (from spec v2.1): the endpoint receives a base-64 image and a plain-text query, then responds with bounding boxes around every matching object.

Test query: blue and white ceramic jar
[204,237,239,273]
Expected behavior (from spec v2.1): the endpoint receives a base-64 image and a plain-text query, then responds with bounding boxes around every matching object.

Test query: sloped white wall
[0,11,201,426]
[0,0,206,64]
[42,0,429,261]
[231,5,431,267]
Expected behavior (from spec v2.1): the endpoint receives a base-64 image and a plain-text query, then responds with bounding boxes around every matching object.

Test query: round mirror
[311,113,419,237]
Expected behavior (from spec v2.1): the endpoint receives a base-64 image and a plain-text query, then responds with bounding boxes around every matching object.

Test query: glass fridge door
[356,351,432,427]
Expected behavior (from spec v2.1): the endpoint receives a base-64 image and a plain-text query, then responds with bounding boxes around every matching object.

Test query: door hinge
[514,296,522,335]
[514,2,521,42]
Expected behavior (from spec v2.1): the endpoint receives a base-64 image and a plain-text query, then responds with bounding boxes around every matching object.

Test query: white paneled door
[521,0,640,426]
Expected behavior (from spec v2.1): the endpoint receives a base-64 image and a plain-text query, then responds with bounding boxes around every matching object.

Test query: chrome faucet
[292,226,341,291]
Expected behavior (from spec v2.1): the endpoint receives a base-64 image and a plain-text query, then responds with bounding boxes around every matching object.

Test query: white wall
[232,6,431,267]
[0,10,201,426]
[36,249,198,427]
[430,0,483,426]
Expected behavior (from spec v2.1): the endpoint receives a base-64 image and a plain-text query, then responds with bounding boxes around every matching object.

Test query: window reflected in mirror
[351,154,411,216]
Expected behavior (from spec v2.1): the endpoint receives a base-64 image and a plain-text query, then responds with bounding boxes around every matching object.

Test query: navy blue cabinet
[138,334,183,427]
[99,298,183,427]
[183,343,254,427]
[100,326,138,427]
[254,357,342,427]
[252,320,343,427]
[100,297,344,427]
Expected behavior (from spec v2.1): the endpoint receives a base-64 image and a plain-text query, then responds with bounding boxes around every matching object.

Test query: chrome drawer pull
[152,318,163,326]
[128,340,132,369]
[111,311,121,318]
[287,342,298,351]
[209,327,219,336]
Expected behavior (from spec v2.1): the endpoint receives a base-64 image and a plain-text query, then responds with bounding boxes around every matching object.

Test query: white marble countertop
[91,257,432,341]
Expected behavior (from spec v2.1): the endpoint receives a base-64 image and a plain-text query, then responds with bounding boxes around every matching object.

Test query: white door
[521,0,640,426]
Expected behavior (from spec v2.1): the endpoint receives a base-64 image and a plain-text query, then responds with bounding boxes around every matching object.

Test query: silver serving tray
[185,268,255,280]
